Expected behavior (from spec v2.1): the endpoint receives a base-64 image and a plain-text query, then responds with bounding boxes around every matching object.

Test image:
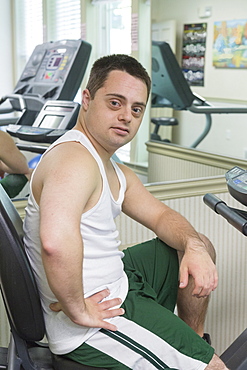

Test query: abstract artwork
[213,19,247,68]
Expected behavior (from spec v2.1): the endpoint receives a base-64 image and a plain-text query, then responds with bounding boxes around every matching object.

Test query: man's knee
[206,354,229,369]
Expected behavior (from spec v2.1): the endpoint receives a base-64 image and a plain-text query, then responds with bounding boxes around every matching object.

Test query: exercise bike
[204,166,247,370]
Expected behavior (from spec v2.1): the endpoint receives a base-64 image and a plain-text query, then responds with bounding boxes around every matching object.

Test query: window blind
[14,0,43,78]
[46,0,81,42]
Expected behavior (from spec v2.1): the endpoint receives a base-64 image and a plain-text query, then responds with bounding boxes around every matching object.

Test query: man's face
[82,70,148,155]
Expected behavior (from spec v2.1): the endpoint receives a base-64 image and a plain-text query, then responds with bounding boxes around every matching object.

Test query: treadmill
[151,41,247,148]
[0,39,91,127]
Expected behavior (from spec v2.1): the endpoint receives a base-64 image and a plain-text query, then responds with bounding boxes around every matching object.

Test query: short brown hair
[86,54,151,101]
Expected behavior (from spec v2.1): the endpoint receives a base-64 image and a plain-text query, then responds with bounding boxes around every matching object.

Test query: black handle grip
[203,193,247,236]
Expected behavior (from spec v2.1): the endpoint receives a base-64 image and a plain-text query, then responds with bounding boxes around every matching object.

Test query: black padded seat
[52,354,107,369]
[0,184,105,369]
[150,116,179,141]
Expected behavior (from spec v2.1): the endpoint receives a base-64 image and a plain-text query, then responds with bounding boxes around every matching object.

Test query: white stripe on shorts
[85,316,208,370]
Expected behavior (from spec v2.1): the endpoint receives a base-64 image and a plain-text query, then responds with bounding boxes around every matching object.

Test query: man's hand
[179,239,218,298]
[50,289,124,331]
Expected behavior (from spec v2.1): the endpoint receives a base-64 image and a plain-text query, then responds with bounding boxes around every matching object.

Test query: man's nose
[118,107,132,122]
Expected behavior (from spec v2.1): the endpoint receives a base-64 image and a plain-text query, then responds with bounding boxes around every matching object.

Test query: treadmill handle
[16,143,47,154]
[203,193,247,236]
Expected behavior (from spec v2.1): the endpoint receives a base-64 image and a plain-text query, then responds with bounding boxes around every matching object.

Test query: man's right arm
[35,142,124,330]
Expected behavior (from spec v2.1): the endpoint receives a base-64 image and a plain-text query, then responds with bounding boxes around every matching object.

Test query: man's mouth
[112,127,129,136]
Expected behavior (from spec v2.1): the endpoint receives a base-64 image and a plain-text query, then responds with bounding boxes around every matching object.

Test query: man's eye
[110,100,120,107]
[133,107,143,115]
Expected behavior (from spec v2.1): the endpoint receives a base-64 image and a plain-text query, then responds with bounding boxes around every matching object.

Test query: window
[95,0,132,162]
[95,0,131,57]
[13,0,132,162]
[46,0,81,41]
[108,0,131,55]
[13,0,43,78]
[13,0,81,80]
[45,0,82,102]
[13,0,82,100]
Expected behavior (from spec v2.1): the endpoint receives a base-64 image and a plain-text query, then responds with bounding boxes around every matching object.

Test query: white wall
[151,0,247,160]
[4,0,247,160]
[0,0,14,96]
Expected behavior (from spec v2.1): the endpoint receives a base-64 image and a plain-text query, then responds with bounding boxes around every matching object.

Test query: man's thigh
[122,238,179,311]
[65,302,214,369]
[64,239,214,368]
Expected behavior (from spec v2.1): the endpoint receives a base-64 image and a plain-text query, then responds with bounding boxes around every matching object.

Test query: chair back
[0,185,45,342]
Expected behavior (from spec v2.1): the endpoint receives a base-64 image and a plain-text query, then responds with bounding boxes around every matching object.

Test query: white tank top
[23,130,128,354]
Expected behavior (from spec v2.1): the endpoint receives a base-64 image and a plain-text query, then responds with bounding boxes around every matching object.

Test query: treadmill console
[9,39,91,113]
[225,166,247,206]
[7,100,80,143]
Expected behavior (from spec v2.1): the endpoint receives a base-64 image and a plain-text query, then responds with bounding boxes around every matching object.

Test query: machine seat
[151,116,178,142]
[0,184,105,369]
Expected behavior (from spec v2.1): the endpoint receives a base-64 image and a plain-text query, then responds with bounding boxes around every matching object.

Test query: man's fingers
[100,297,122,310]
[87,290,123,310]
[179,268,189,289]
[90,289,111,303]
[50,302,62,312]
[103,307,125,319]
[101,321,118,331]
[192,276,217,297]
[99,308,125,331]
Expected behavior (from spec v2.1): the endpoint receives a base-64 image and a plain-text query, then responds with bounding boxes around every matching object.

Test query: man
[23,54,228,369]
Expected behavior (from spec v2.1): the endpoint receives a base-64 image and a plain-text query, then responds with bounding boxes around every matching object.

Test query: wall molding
[124,161,148,176]
[12,198,27,220]
[146,141,247,169]
[13,175,228,219]
[145,175,227,200]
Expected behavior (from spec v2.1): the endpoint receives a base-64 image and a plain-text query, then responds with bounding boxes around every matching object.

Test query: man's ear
[82,89,91,110]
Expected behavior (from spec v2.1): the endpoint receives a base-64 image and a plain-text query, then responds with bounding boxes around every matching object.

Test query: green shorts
[0,174,28,198]
[64,238,214,369]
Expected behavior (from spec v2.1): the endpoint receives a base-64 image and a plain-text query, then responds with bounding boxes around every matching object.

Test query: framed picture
[213,19,247,68]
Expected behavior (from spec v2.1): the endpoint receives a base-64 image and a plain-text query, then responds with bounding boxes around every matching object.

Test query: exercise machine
[7,99,80,147]
[4,97,121,199]
[0,39,91,126]
[151,41,247,147]
[0,99,81,198]
[150,117,178,143]
[204,166,247,369]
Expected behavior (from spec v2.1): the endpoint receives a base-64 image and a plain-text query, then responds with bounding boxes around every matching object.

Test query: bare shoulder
[33,141,101,206]
[116,162,155,202]
[37,141,99,178]
[116,162,142,186]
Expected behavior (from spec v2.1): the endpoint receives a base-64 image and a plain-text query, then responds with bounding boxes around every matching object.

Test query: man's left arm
[120,165,218,297]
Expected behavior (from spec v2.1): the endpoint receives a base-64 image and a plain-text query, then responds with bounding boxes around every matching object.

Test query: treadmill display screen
[44,105,74,112]
[233,173,247,190]
[39,115,64,129]
[46,54,63,70]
